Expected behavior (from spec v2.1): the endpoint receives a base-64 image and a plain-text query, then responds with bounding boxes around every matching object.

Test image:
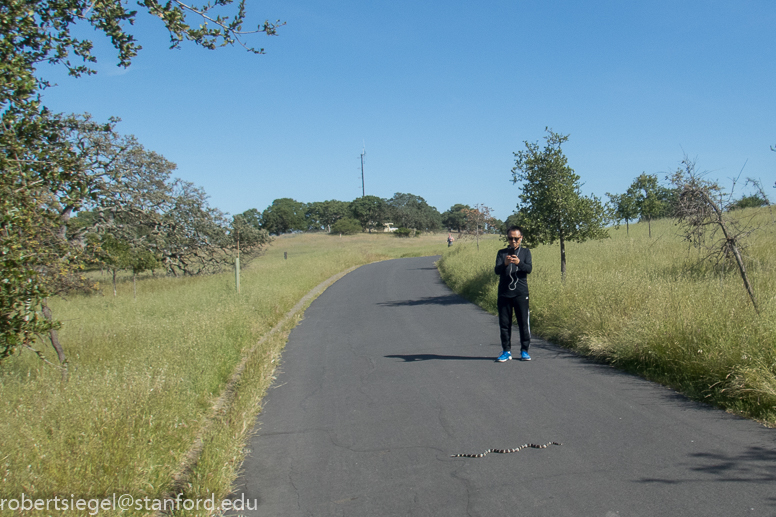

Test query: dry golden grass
[0,232,446,515]
[439,209,776,425]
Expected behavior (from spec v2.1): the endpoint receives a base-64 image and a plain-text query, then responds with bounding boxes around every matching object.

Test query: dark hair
[506,225,523,237]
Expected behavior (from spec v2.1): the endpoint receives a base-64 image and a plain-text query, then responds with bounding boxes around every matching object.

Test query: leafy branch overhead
[143,0,284,54]
[3,0,283,77]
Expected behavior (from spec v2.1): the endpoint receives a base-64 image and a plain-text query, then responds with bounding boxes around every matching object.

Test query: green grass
[438,209,776,425]
[0,232,447,515]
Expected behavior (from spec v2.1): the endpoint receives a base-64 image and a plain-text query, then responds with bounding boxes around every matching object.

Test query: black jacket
[494,246,532,297]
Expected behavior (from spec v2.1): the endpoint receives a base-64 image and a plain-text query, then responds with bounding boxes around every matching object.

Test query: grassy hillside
[0,232,447,514]
[438,209,776,426]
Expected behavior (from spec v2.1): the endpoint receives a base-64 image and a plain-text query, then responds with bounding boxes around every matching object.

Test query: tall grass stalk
[438,209,776,425]
[0,232,447,514]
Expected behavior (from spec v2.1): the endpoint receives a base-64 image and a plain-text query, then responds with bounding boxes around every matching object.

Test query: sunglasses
[507,236,522,241]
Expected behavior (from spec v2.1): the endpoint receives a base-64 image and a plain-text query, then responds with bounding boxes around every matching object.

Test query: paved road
[231,256,775,516]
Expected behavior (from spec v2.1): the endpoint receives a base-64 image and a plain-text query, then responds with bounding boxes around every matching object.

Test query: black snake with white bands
[451,441,562,458]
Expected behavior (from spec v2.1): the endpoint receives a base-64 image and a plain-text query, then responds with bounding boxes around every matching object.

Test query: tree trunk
[41,300,66,364]
[57,205,73,241]
[560,232,567,281]
[133,271,137,300]
[700,190,759,313]
[112,269,117,297]
[728,240,758,313]
[647,216,652,238]
[625,218,629,235]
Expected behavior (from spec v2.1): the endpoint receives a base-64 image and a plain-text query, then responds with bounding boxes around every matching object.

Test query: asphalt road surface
[230,256,775,517]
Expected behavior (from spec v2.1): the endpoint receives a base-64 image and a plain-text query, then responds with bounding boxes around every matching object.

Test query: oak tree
[441,204,471,233]
[1,0,280,361]
[261,198,306,235]
[386,193,442,232]
[305,200,350,232]
[349,195,388,233]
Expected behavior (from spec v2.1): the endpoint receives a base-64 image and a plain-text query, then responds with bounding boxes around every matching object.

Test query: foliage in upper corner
[1,0,282,85]
[0,0,280,362]
[142,0,283,54]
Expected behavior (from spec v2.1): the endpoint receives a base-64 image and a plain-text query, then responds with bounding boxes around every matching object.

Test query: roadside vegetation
[438,208,776,426]
[0,233,446,515]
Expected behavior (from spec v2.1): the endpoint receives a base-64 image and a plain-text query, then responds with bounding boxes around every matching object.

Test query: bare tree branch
[671,157,760,313]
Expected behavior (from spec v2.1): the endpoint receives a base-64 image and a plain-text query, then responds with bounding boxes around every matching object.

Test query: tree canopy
[627,173,669,237]
[1,0,279,362]
[330,217,362,235]
[349,196,388,233]
[461,204,496,251]
[441,204,471,233]
[386,193,442,232]
[305,200,350,232]
[510,128,608,277]
[262,198,306,235]
[606,192,639,234]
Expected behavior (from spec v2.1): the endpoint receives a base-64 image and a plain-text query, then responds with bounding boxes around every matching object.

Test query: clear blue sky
[41,0,776,221]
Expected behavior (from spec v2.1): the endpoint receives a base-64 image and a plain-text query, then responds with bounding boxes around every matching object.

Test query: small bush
[729,194,769,211]
[394,227,419,238]
[330,218,363,235]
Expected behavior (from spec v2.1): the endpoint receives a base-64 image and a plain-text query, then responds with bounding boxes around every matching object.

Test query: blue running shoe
[520,350,532,361]
[496,351,512,362]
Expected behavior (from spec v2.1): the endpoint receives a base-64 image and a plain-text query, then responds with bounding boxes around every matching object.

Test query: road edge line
[156,264,363,512]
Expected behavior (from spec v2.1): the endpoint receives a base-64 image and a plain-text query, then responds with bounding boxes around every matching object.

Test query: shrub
[729,194,769,211]
[330,218,363,235]
[394,227,416,238]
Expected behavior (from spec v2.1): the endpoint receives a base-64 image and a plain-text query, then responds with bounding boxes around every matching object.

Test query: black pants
[497,295,530,352]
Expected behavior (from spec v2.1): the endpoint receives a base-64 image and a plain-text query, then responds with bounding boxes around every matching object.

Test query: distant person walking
[493,226,532,362]
[447,233,454,247]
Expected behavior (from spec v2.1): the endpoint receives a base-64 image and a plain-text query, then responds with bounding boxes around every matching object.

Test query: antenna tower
[360,144,366,197]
